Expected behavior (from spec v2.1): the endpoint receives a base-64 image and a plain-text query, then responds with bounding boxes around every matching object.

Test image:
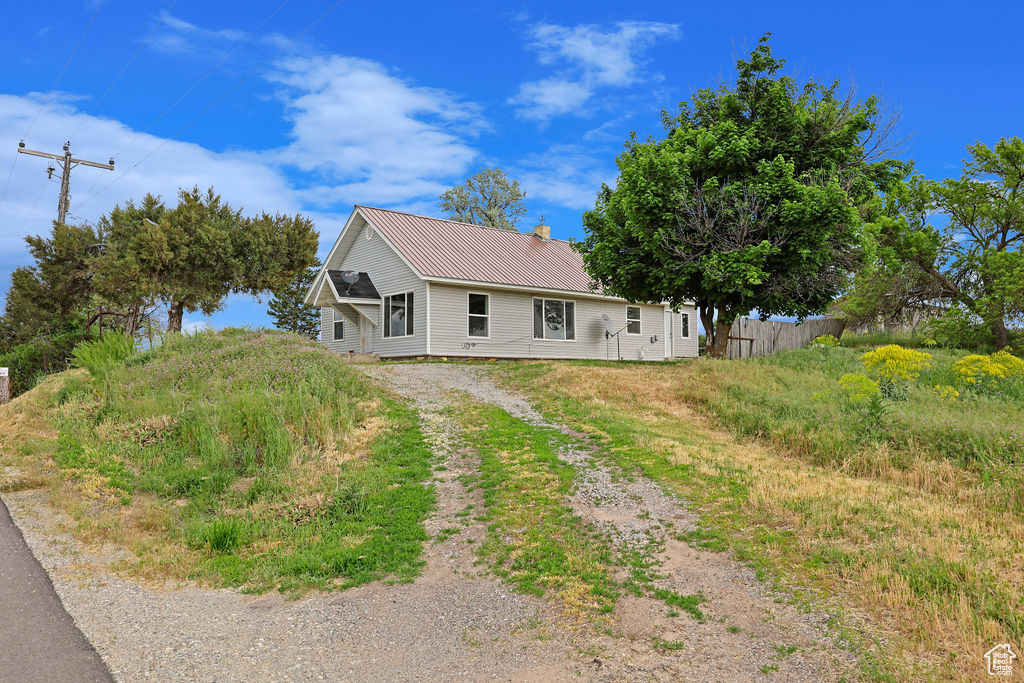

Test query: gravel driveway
[2,361,855,681]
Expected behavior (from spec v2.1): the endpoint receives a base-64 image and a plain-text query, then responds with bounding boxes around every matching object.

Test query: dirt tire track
[369,362,856,681]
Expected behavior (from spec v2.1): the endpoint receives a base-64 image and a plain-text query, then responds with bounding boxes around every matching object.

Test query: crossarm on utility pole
[15,142,114,223]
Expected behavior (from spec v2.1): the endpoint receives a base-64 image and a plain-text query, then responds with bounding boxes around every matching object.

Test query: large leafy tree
[577,35,898,357]
[439,167,527,230]
[841,138,1024,349]
[267,260,321,339]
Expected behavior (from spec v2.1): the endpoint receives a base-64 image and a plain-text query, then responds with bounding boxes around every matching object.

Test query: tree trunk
[991,317,1009,349]
[698,304,715,356]
[167,301,184,333]
[711,318,732,358]
[124,305,141,338]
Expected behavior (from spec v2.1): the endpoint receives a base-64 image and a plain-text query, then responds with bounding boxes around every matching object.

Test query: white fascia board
[304,208,362,305]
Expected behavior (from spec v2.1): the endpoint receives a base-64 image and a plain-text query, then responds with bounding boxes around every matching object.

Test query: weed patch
[0,329,435,593]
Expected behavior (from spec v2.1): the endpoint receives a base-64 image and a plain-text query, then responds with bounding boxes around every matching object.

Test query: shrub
[933,385,960,402]
[812,334,840,348]
[837,372,886,433]
[859,345,932,401]
[0,331,91,397]
[71,333,136,379]
[860,345,933,382]
[923,307,992,350]
[954,349,1024,393]
[838,372,881,402]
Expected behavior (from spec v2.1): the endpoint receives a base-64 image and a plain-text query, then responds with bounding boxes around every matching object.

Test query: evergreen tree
[267,261,321,339]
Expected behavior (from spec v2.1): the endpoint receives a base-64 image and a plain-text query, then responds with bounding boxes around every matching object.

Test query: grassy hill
[494,343,1024,679]
[0,329,434,592]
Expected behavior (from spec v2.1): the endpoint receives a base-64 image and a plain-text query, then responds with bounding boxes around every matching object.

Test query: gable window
[384,292,414,338]
[626,306,642,335]
[333,319,344,341]
[680,313,690,338]
[468,293,489,338]
[533,298,575,341]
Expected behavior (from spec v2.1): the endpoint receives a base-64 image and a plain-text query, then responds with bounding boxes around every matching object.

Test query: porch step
[341,352,380,363]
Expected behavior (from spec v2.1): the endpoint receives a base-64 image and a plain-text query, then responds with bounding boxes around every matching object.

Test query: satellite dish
[340,271,359,284]
[601,313,617,337]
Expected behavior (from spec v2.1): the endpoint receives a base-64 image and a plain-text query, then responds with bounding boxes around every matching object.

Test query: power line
[108,0,294,164]
[23,0,107,139]
[80,0,347,210]
[69,0,182,143]
[1,0,106,209]
[22,177,55,229]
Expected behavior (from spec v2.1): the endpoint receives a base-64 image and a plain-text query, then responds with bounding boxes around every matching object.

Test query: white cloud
[514,144,616,210]
[181,318,213,334]
[511,21,679,122]
[266,55,485,207]
[509,78,592,121]
[0,52,487,278]
[0,93,302,270]
[149,14,292,62]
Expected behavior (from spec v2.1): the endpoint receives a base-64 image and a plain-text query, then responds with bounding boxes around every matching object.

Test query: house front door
[360,317,373,353]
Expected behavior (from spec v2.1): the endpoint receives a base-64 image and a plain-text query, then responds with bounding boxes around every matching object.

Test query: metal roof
[357,206,597,294]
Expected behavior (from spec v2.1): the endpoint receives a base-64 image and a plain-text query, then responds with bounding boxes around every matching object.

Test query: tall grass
[71,332,136,379]
[494,351,1024,680]
[27,328,434,592]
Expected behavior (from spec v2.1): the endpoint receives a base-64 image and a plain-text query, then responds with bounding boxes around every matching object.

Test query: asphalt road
[0,496,111,682]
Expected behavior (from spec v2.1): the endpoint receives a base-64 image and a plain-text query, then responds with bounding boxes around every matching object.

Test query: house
[304,206,699,361]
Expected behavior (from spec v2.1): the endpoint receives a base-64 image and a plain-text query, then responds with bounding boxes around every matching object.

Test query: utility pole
[17,140,114,224]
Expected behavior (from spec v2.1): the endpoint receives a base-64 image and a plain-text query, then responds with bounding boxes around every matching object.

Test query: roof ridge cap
[355,205,572,243]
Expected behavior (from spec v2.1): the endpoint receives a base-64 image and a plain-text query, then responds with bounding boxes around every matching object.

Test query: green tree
[577,35,898,357]
[842,138,1024,349]
[439,167,527,230]
[91,193,168,337]
[149,187,319,332]
[267,260,321,338]
[0,221,99,350]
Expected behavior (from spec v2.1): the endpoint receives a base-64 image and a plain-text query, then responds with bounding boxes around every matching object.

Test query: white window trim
[383,291,415,339]
[532,297,577,342]
[467,291,490,339]
[333,318,344,341]
[681,312,691,338]
[625,305,642,335]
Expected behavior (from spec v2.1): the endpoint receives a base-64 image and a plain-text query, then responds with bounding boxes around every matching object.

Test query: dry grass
[497,360,1024,681]
[0,329,436,593]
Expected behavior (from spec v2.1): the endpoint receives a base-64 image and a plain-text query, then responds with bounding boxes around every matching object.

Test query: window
[384,292,414,337]
[680,313,690,338]
[468,293,489,338]
[533,298,575,341]
[626,306,641,335]
[333,319,344,340]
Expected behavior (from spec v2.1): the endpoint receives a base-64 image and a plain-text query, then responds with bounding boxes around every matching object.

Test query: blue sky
[1,0,1021,331]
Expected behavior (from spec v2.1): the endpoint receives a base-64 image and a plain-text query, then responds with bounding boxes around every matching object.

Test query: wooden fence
[726,316,846,360]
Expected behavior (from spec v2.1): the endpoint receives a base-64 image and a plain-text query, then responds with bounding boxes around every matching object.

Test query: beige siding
[671,308,700,358]
[320,221,427,358]
[428,283,669,360]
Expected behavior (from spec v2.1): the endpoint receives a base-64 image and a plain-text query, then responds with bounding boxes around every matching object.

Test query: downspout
[424,282,431,355]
